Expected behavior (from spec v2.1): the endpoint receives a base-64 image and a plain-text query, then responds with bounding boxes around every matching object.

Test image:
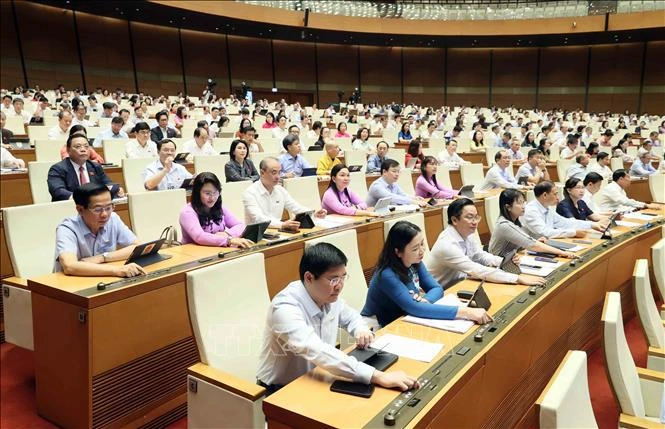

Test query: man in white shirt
[597,169,660,212]
[182,127,215,161]
[143,139,192,191]
[48,111,73,140]
[271,114,289,140]
[516,149,549,185]
[476,150,528,192]
[9,98,32,124]
[560,134,582,159]
[588,152,612,180]
[522,181,606,239]
[0,95,13,113]
[205,106,220,125]
[93,117,128,148]
[126,122,158,158]
[1,146,25,168]
[426,198,545,289]
[242,157,325,230]
[581,172,606,214]
[507,138,524,162]
[438,140,468,169]
[565,153,590,181]
[256,243,419,393]
[630,152,658,177]
[71,104,96,128]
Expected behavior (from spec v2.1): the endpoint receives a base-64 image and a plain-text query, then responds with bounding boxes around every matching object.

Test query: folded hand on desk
[371,370,420,392]
[116,263,146,278]
[517,274,547,286]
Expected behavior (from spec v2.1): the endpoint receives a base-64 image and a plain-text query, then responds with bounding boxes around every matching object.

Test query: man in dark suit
[48,132,125,201]
[150,110,178,143]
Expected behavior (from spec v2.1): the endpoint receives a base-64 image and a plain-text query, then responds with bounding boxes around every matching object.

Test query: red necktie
[79,166,88,185]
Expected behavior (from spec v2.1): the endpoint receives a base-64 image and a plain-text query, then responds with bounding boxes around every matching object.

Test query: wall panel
[227,35,272,91]
[14,1,82,90]
[0,1,22,89]
[359,46,401,104]
[132,22,183,96]
[447,48,490,106]
[492,48,537,108]
[587,43,642,113]
[403,47,445,107]
[273,40,316,94]
[77,12,135,93]
[642,41,665,114]
[538,46,587,111]
[181,29,229,96]
[317,43,358,106]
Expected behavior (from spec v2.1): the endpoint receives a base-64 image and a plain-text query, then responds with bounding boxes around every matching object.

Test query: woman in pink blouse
[415,156,457,200]
[334,122,351,138]
[179,172,254,248]
[321,164,379,217]
[262,112,277,129]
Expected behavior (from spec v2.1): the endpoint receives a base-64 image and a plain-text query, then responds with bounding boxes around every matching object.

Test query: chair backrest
[383,212,430,258]
[301,150,321,167]
[436,165,453,189]
[460,163,484,187]
[282,176,321,210]
[4,115,24,134]
[344,150,368,174]
[211,138,232,154]
[102,139,128,166]
[28,161,57,203]
[610,157,624,171]
[633,259,665,348]
[186,253,270,381]
[194,154,229,183]
[250,152,280,171]
[649,173,664,203]
[3,200,76,278]
[536,350,598,429]
[396,168,416,195]
[121,157,153,194]
[34,139,63,162]
[601,291,646,418]
[652,238,665,305]
[556,159,573,184]
[348,171,369,201]
[128,189,186,242]
[27,125,49,142]
[484,194,501,235]
[222,180,252,221]
[485,147,500,166]
[386,148,405,163]
[549,145,560,161]
[305,230,367,311]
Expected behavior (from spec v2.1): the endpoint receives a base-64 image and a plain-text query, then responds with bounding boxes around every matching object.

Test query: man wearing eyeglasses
[48,133,125,201]
[256,242,420,395]
[54,182,145,277]
[426,198,546,289]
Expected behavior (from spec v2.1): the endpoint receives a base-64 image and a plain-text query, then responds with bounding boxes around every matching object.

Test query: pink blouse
[321,187,367,216]
[262,122,277,129]
[335,132,351,138]
[415,175,457,199]
[179,203,245,246]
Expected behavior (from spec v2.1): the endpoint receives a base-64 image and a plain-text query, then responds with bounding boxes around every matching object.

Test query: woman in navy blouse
[397,122,413,144]
[556,177,604,221]
[361,221,491,327]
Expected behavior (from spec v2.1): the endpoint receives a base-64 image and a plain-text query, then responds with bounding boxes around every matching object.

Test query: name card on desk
[370,333,443,363]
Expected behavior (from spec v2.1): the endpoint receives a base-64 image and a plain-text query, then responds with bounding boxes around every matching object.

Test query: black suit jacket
[48,159,115,201]
[150,126,177,143]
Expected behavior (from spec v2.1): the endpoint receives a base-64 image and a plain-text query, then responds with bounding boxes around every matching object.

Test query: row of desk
[7,201,663,428]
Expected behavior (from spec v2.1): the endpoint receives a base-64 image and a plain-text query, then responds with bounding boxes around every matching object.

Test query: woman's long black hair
[191,172,223,227]
[375,221,422,284]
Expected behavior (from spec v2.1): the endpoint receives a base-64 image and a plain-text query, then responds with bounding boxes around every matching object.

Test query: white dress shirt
[522,199,592,239]
[125,139,158,159]
[69,159,89,185]
[272,127,289,141]
[142,159,192,191]
[242,180,309,228]
[476,164,520,192]
[93,128,128,148]
[516,163,543,182]
[256,280,374,386]
[425,226,518,289]
[48,125,69,140]
[565,163,588,181]
[582,189,598,213]
[596,181,645,212]
[1,147,20,168]
[588,163,612,180]
[182,139,216,161]
[438,150,468,169]
[10,109,32,124]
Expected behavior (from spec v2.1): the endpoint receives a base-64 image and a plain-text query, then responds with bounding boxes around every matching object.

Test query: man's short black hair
[583,172,603,186]
[282,133,299,151]
[299,242,348,282]
[155,110,169,121]
[102,102,115,110]
[288,124,299,133]
[495,150,506,162]
[381,158,400,173]
[527,149,540,159]
[73,182,110,207]
[111,116,124,125]
[534,180,555,197]
[612,168,628,182]
[447,198,475,225]
[596,151,609,162]
[157,139,176,152]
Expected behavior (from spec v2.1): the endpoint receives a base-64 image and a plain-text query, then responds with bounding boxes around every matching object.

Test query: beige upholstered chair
[282,176,321,210]
[649,174,664,203]
[602,291,664,427]
[484,194,501,235]
[460,163,484,187]
[633,259,665,372]
[652,237,665,318]
[536,350,598,429]
[34,139,63,162]
[186,253,270,429]
[28,161,57,203]
[102,139,128,166]
[221,180,252,221]
[194,154,230,183]
[128,189,186,242]
[348,171,369,201]
[121,157,153,194]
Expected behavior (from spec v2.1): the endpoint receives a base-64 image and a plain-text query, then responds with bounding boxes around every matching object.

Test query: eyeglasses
[138,130,150,135]
[202,191,220,198]
[461,215,482,222]
[88,204,114,216]
[325,273,350,287]
[71,144,90,150]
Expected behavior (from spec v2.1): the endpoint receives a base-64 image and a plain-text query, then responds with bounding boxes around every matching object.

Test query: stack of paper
[615,220,642,228]
[392,204,419,213]
[517,255,563,277]
[370,333,444,363]
[623,212,658,221]
[314,216,356,229]
[402,316,476,334]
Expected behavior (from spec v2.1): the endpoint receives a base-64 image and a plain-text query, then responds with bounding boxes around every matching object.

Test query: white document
[615,220,642,228]
[517,255,563,277]
[370,333,444,363]
[313,215,355,229]
[622,212,658,221]
[392,204,419,212]
[402,316,475,334]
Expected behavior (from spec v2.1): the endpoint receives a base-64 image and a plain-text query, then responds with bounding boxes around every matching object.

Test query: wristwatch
[102,252,110,262]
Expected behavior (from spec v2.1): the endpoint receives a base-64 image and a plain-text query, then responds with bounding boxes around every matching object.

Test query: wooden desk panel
[0,172,32,207]
[627,177,653,202]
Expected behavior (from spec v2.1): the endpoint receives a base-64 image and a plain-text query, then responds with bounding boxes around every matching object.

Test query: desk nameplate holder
[366,218,664,428]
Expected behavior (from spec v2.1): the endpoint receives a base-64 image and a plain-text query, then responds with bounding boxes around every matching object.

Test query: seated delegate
[415,156,457,200]
[522,181,606,239]
[143,139,193,190]
[515,149,549,185]
[426,198,546,289]
[476,150,529,192]
[321,164,377,217]
[242,157,326,230]
[316,141,342,175]
[179,172,253,248]
[366,159,427,208]
[361,221,491,328]
[126,122,158,158]
[556,178,607,222]
[488,189,577,258]
[367,141,389,173]
[256,243,420,394]
[54,183,144,277]
[279,134,311,178]
[596,169,661,212]
[48,132,124,201]
[224,139,259,182]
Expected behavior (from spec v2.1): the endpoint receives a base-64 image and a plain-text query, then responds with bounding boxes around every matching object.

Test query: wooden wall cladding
[181,29,229,96]
[0,1,22,89]
[227,35,272,89]
[359,46,402,105]
[131,22,183,96]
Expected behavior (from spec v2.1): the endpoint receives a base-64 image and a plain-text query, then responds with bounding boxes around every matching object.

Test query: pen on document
[519,264,542,269]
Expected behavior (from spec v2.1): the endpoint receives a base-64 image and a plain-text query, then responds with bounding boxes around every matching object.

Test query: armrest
[187,362,266,401]
[619,414,664,429]
[637,367,664,418]
[647,347,665,359]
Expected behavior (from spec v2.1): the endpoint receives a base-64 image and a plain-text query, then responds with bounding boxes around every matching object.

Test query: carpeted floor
[0,316,650,429]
